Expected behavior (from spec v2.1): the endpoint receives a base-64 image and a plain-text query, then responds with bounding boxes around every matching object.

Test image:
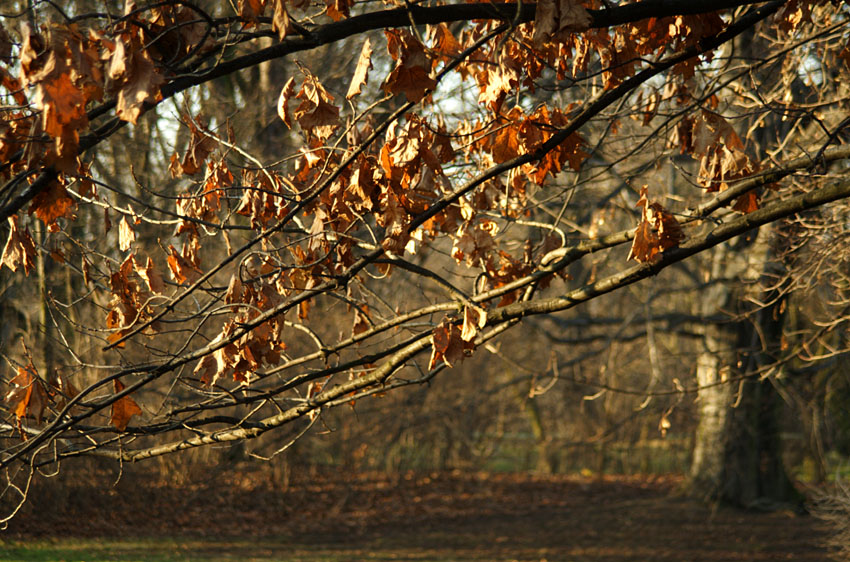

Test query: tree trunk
[688,229,799,508]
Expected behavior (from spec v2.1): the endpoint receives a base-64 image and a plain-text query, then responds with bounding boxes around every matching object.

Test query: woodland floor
[0,466,836,561]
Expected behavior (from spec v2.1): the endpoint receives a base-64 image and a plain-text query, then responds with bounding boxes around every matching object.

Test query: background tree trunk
[689,230,799,507]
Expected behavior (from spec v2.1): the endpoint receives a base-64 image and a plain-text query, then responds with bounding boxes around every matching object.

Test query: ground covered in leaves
[1,466,834,561]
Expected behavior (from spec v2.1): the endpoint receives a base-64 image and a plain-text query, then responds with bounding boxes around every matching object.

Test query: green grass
[0,539,194,562]
[0,538,471,562]
[0,538,348,562]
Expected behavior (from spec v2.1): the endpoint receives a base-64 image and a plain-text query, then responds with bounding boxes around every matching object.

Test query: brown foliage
[0,1,848,524]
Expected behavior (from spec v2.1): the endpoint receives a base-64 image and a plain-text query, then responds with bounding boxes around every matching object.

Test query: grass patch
[0,538,462,562]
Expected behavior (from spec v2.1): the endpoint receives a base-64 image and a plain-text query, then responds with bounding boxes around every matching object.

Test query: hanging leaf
[382,30,437,103]
[118,216,135,252]
[29,180,75,230]
[1,216,37,275]
[107,35,164,124]
[5,363,47,424]
[110,379,142,431]
[627,186,685,263]
[532,0,592,47]
[460,305,487,342]
[428,318,474,370]
[346,38,373,100]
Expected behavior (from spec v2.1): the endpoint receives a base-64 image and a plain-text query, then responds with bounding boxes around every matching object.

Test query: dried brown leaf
[461,305,486,342]
[5,363,47,424]
[136,255,165,294]
[277,76,297,127]
[118,216,135,252]
[271,0,292,41]
[108,36,164,124]
[2,217,37,275]
[29,180,75,229]
[428,319,467,370]
[346,38,373,99]
[533,0,591,47]
[110,379,142,431]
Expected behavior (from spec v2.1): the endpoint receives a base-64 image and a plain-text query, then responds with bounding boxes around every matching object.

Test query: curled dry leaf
[169,116,217,177]
[460,305,487,342]
[627,186,685,263]
[346,38,373,100]
[428,318,474,370]
[271,0,292,41]
[1,216,37,275]
[118,216,135,252]
[135,255,165,294]
[279,66,340,141]
[110,379,142,431]
[166,244,203,285]
[533,0,592,48]
[238,0,265,23]
[382,30,437,103]
[5,363,47,425]
[352,306,372,336]
[108,34,165,125]
[277,76,297,128]
[29,180,75,230]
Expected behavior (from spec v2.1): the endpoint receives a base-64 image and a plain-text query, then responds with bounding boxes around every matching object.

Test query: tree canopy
[2,0,850,517]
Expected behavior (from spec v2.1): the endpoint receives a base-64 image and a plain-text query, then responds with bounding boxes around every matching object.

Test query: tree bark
[688,230,799,507]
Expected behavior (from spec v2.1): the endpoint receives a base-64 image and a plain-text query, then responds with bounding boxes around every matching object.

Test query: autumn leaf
[108,34,165,124]
[277,76,297,128]
[732,190,760,214]
[290,66,340,141]
[17,23,102,173]
[460,305,487,342]
[33,71,87,168]
[382,30,437,103]
[491,124,523,163]
[533,0,592,48]
[428,319,469,370]
[110,379,142,431]
[224,274,244,304]
[652,203,685,251]
[118,216,136,252]
[170,116,218,177]
[477,61,519,114]
[29,180,75,229]
[270,0,292,41]
[627,186,685,263]
[428,23,461,59]
[346,38,373,99]
[238,0,265,22]
[1,216,37,275]
[193,353,220,386]
[627,219,660,263]
[378,188,411,255]
[5,363,47,424]
[325,0,350,22]
[166,244,203,285]
[49,372,79,410]
[352,306,372,336]
[135,255,165,294]
[691,111,744,156]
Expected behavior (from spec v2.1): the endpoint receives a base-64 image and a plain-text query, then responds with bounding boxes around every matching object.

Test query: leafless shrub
[813,480,850,561]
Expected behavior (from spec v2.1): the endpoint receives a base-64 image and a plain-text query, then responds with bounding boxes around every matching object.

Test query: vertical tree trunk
[34,220,54,376]
[688,230,799,507]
